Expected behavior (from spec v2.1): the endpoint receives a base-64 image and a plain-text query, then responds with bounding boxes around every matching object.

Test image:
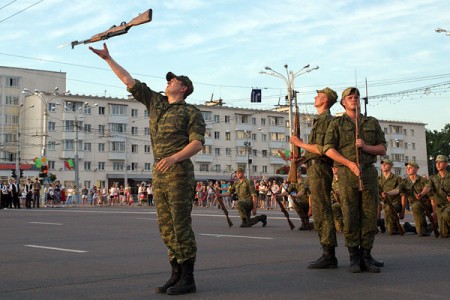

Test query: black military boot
[259,214,267,227]
[240,218,251,227]
[155,259,181,293]
[403,222,417,233]
[360,248,381,273]
[364,250,384,268]
[166,258,196,295]
[377,219,386,233]
[308,246,338,269]
[348,246,361,273]
[299,219,309,231]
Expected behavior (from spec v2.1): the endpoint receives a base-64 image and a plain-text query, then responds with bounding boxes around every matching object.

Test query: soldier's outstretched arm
[89,43,136,89]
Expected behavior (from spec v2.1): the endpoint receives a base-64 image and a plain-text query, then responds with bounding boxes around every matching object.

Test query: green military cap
[436,155,449,162]
[405,161,419,168]
[381,159,393,165]
[316,87,338,105]
[235,167,245,173]
[340,87,360,106]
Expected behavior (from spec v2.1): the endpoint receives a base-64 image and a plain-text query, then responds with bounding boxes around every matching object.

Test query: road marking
[24,245,88,253]
[29,222,63,226]
[136,217,157,221]
[200,233,273,240]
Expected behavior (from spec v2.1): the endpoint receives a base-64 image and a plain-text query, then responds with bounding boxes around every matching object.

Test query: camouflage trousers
[411,199,432,236]
[382,200,402,234]
[436,204,450,238]
[236,199,258,224]
[338,165,378,249]
[153,166,197,264]
[293,198,309,224]
[331,201,344,232]
[307,163,337,247]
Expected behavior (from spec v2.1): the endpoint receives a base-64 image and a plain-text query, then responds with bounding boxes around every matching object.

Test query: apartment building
[0,66,429,189]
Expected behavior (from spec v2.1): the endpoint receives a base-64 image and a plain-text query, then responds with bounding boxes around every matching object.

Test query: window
[213,164,221,172]
[252,165,257,173]
[262,165,267,173]
[262,150,267,157]
[226,148,231,156]
[252,149,257,156]
[411,129,415,136]
[98,106,105,115]
[261,118,266,126]
[213,115,220,123]
[49,103,57,112]
[144,128,150,135]
[98,143,105,152]
[269,116,284,126]
[225,132,231,140]
[237,147,246,156]
[8,77,19,87]
[131,162,139,171]
[144,145,151,153]
[63,140,75,151]
[48,161,55,170]
[144,163,151,171]
[237,114,250,124]
[113,161,124,171]
[84,124,91,133]
[131,127,138,135]
[214,132,220,139]
[84,161,91,170]
[111,141,125,152]
[403,129,407,135]
[47,122,56,131]
[5,96,19,105]
[262,134,267,142]
[48,141,56,151]
[225,115,231,123]
[214,148,221,156]
[405,156,409,162]
[131,109,138,117]
[412,143,416,150]
[131,144,138,153]
[384,128,388,134]
[111,105,127,115]
[98,125,105,135]
[199,163,209,172]
[84,143,92,152]
[110,123,127,133]
[252,117,256,125]
[201,111,212,122]
[270,132,285,141]
[412,156,416,161]
[98,162,105,170]
[252,133,257,141]
[200,145,212,154]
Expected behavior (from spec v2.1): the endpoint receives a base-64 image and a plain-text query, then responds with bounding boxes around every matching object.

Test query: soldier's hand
[399,211,405,220]
[348,162,360,177]
[155,157,176,174]
[252,206,257,216]
[381,191,388,198]
[355,138,366,149]
[89,43,110,60]
[289,136,303,146]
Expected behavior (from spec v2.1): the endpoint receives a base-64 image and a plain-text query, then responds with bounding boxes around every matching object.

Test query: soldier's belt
[306,159,332,168]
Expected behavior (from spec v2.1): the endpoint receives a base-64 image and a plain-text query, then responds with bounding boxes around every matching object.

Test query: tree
[426,123,450,175]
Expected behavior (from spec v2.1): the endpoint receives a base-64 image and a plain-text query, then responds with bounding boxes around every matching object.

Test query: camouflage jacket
[399,175,430,203]
[323,113,386,166]
[228,179,256,202]
[287,181,309,203]
[378,172,402,204]
[304,109,334,163]
[128,80,205,159]
[429,171,450,207]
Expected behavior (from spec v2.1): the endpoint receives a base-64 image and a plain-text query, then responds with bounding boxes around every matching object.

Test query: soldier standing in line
[429,155,450,238]
[378,159,405,235]
[289,87,338,269]
[399,161,432,237]
[323,87,386,273]
[218,168,267,227]
[90,43,205,295]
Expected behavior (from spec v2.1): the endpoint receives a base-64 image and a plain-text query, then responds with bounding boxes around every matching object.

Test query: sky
[1,0,449,131]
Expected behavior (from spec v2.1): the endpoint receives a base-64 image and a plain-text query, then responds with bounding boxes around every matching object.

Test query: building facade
[0,66,429,190]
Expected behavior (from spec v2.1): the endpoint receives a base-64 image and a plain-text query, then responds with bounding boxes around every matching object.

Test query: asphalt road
[0,206,448,300]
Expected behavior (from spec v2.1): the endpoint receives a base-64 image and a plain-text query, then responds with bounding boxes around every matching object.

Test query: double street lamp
[435,28,450,36]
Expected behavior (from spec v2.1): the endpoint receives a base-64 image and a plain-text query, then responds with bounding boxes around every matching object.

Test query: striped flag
[65,159,74,170]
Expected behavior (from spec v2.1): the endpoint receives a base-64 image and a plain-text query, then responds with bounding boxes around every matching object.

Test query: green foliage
[426,123,450,175]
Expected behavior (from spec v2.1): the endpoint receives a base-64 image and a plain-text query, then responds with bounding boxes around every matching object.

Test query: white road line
[29,222,63,226]
[200,233,273,240]
[136,217,157,220]
[24,245,88,253]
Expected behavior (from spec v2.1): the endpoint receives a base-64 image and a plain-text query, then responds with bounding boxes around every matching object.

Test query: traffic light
[11,169,17,178]
[40,165,48,177]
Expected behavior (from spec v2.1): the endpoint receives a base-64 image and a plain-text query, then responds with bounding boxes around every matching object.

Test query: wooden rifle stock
[355,104,364,191]
[275,195,295,230]
[383,196,405,236]
[71,9,153,48]
[414,191,439,238]
[215,192,233,227]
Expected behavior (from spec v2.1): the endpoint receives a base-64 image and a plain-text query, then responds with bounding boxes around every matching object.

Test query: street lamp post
[15,104,34,180]
[259,64,319,156]
[63,101,97,199]
[244,130,251,179]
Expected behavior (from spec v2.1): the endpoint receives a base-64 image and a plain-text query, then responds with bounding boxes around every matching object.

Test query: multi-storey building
[0,66,429,190]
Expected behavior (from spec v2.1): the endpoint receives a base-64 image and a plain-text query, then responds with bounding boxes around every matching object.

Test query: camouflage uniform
[305,109,337,247]
[128,80,205,264]
[323,113,386,249]
[378,172,402,234]
[429,171,450,238]
[399,176,431,236]
[228,179,262,226]
[330,176,344,232]
[287,179,310,229]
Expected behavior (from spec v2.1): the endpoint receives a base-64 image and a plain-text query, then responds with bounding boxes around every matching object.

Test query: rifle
[355,101,364,191]
[383,196,405,236]
[331,188,341,204]
[275,195,295,230]
[71,9,153,49]
[290,195,313,230]
[215,191,233,227]
[413,190,439,238]
[287,90,301,183]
